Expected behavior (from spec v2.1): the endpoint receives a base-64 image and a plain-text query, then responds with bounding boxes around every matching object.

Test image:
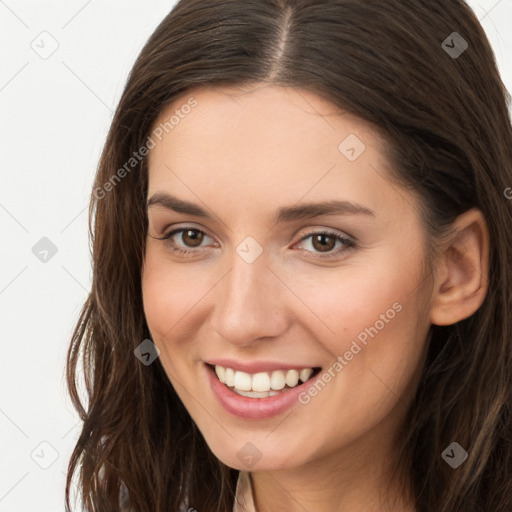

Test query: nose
[210,246,290,347]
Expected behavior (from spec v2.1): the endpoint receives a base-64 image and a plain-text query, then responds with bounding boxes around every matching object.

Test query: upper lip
[205,358,321,374]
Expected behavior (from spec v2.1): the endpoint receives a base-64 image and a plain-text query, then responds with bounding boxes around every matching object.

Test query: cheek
[141,247,223,384]
[141,253,200,389]
[294,272,427,451]
[142,259,178,340]
[300,258,417,337]
[142,249,206,339]
[299,255,428,387]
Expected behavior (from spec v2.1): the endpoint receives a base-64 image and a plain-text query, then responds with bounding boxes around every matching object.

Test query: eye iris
[183,229,203,247]
[312,234,335,252]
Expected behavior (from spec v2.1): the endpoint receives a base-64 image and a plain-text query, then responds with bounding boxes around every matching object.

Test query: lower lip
[205,364,317,420]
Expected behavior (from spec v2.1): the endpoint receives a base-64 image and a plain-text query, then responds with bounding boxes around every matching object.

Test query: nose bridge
[212,242,287,345]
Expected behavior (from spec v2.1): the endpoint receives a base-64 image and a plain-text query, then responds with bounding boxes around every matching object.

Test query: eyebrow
[147,191,375,223]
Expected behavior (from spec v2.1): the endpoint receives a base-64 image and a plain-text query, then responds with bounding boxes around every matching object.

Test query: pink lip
[205,358,318,373]
[204,363,318,420]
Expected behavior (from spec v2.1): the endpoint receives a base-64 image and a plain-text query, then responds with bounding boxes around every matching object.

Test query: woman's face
[142,84,434,472]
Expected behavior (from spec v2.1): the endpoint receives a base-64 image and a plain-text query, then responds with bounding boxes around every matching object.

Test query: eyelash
[155,226,357,260]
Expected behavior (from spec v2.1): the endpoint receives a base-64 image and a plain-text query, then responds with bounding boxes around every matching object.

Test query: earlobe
[429,208,490,326]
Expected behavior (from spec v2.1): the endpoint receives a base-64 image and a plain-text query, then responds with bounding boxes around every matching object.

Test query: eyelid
[157,224,217,247]
[157,222,215,240]
[294,226,356,243]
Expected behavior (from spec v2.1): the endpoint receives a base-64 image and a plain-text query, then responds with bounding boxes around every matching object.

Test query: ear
[430,208,490,326]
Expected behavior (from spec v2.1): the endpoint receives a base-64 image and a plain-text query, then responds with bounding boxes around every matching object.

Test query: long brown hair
[65,1,512,510]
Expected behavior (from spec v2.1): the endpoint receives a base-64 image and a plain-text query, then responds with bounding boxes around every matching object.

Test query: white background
[1,1,511,510]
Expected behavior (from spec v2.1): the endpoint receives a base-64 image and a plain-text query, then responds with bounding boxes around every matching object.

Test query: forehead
[146,84,411,222]
[150,83,382,149]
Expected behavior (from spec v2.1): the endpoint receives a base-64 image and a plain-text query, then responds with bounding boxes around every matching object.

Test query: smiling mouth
[206,363,322,398]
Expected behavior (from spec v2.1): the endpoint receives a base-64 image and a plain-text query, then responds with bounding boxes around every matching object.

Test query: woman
[65,1,512,511]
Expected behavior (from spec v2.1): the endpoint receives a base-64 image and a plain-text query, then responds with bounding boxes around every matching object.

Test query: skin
[142,83,489,512]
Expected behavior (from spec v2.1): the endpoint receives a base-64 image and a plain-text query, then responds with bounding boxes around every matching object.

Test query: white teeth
[234,371,252,391]
[215,365,225,383]
[299,368,313,383]
[252,372,270,392]
[212,364,317,395]
[225,367,235,387]
[270,371,286,390]
[285,369,299,387]
[236,389,281,398]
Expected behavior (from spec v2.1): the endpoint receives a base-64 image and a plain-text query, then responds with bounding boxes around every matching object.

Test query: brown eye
[295,230,356,259]
[311,234,336,252]
[181,229,204,247]
[156,226,215,255]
